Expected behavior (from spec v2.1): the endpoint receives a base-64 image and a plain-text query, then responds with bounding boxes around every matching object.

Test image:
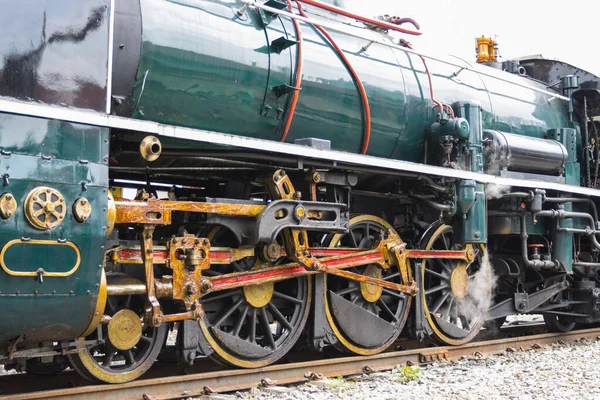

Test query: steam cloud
[456,249,498,329]
[485,183,511,200]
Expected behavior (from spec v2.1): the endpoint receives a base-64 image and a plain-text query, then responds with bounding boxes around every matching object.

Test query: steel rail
[1,327,599,400]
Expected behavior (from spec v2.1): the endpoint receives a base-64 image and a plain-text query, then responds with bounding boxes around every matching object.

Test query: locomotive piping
[519,214,558,270]
[245,1,570,102]
[409,194,452,212]
[418,54,454,117]
[545,197,599,223]
[582,97,592,187]
[296,2,371,154]
[402,41,454,117]
[280,1,304,143]
[295,0,422,36]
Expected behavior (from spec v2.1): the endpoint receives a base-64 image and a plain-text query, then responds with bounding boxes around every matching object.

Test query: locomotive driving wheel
[199,228,311,368]
[420,223,490,345]
[324,215,412,355]
[68,273,168,383]
[543,276,576,333]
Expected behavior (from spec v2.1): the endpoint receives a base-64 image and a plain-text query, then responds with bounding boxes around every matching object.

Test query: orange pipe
[296,0,421,36]
[280,0,304,143]
[297,2,371,154]
[402,41,453,117]
[419,55,443,114]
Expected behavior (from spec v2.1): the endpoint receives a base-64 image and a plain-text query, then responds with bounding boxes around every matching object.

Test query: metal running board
[0,97,599,198]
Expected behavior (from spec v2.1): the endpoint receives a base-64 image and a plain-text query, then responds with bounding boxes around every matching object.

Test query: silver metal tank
[483,129,568,175]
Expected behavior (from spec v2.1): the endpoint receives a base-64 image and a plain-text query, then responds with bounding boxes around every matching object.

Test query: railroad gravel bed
[225,337,600,400]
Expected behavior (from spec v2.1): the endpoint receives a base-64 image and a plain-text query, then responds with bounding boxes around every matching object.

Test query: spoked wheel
[199,229,311,368]
[543,277,576,333]
[68,274,168,383]
[324,215,411,355]
[543,314,576,333]
[420,224,490,345]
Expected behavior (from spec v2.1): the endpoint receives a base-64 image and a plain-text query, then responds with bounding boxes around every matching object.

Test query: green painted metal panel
[0,114,108,164]
[488,215,546,236]
[0,113,109,344]
[130,0,570,160]
[133,0,280,139]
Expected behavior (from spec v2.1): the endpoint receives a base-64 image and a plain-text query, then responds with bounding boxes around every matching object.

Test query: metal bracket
[270,36,298,54]
[310,273,339,350]
[141,225,164,327]
[487,280,569,320]
[258,0,287,26]
[514,292,529,313]
[167,234,210,311]
[413,261,433,340]
[176,319,213,364]
[272,84,301,99]
[253,199,348,244]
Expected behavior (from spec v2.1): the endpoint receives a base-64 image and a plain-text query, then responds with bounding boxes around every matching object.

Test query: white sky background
[342,0,600,75]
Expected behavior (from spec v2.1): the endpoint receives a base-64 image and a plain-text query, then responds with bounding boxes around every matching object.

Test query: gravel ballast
[226,338,600,400]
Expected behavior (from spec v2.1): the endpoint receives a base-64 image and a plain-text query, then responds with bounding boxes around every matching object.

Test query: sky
[339,0,600,76]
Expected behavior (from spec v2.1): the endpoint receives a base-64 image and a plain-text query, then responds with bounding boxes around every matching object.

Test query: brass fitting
[200,279,213,294]
[73,197,92,223]
[139,135,162,162]
[0,193,17,219]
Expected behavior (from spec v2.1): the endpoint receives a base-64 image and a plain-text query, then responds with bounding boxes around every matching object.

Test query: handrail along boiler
[0,0,599,382]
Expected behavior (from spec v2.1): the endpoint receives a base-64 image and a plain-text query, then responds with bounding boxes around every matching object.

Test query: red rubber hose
[280,0,305,143]
[297,2,371,154]
[296,0,421,36]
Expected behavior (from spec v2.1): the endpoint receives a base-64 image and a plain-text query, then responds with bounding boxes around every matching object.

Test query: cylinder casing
[483,129,569,175]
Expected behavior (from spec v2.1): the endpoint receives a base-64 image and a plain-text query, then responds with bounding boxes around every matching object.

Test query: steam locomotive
[1,0,600,383]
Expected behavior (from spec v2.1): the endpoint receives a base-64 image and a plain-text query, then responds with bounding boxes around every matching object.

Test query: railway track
[1,325,597,400]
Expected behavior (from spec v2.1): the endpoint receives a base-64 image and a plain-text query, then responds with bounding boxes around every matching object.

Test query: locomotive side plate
[0,239,81,277]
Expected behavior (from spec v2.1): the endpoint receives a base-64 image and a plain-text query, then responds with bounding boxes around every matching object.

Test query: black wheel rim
[421,224,488,345]
[325,216,410,354]
[200,227,311,367]
[85,294,165,373]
